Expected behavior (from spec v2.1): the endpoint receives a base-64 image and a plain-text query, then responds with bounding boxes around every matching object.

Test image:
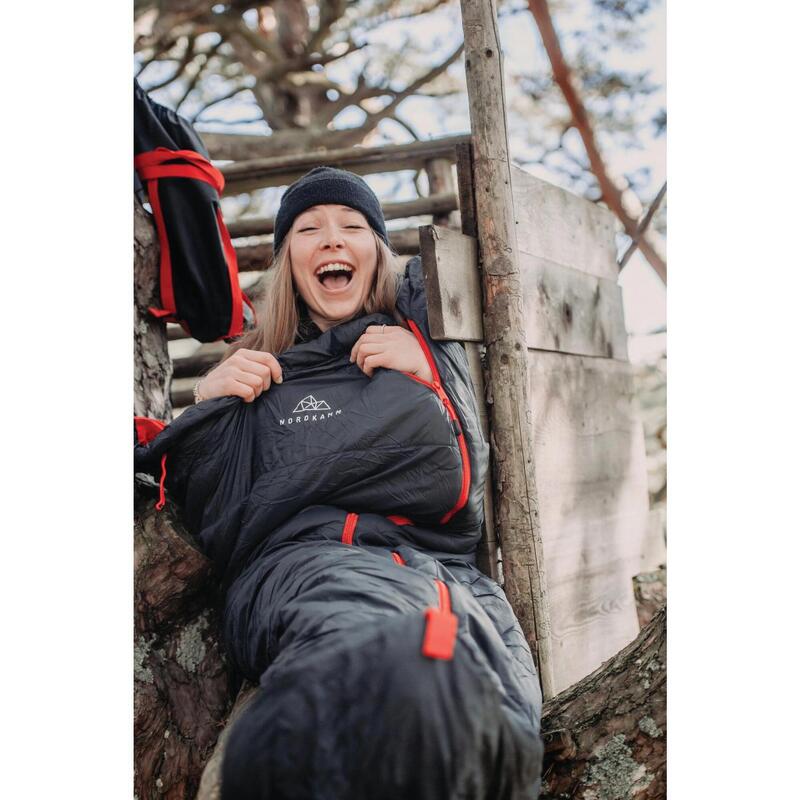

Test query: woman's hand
[196,349,283,403]
[349,325,434,384]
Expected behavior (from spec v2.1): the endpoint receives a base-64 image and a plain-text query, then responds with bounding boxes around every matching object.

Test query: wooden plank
[547,565,641,693]
[455,141,478,238]
[424,158,460,228]
[519,252,628,359]
[419,225,627,359]
[527,350,650,693]
[225,193,459,239]
[220,135,468,196]
[419,226,482,342]
[511,165,619,281]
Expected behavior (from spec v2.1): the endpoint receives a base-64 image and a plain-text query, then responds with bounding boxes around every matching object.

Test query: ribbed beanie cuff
[273,166,388,254]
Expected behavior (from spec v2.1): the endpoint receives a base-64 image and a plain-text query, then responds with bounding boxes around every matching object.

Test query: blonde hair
[224,230,406,360]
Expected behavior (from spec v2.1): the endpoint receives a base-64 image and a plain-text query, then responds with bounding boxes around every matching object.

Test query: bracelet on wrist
[192,380,204,404]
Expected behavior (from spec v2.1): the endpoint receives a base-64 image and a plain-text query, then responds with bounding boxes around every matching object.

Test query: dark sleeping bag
[134,257,544,799]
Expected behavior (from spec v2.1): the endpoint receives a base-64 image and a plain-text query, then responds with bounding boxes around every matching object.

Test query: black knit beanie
[273,166,388,254]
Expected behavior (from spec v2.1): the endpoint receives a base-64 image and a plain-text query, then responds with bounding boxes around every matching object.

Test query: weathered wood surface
[225,193,458,239]
[419,225,627,359]
[518,253,627,359]
[540,606,666,799]
[460,0,555,700]
[135,199,173,421]
[419,225,482,342]
[220,135,467,195]
[527,350,650,693]
[134,484,235,800]
[424,157,460,228]
[511,164,619,281]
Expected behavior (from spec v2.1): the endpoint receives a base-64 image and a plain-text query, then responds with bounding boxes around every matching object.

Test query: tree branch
[175,37,225,111]
[618,181,667,270]
[527,0,666,284]
[191,85,254,123]
[142,34,198,92]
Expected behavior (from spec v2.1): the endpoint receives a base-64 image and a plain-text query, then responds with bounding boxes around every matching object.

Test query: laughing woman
[135,167,544,800]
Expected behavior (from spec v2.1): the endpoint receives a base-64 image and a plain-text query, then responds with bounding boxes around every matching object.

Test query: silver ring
[381,324,387,333]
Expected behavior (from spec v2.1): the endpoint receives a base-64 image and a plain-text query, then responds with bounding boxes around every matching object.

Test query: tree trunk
[540,606,666,799]
[134,484,236,800]
[134,198,173,421]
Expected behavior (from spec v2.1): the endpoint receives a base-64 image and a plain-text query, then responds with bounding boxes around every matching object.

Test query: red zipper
[391,551,406,565]
[341,512,359,544]
[404,319,471,524]
[421,579,458,660]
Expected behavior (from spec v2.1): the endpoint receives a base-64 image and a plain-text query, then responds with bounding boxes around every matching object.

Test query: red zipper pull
[421,580,457,660]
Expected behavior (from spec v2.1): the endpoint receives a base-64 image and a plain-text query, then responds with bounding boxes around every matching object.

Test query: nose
[320,224,345,250]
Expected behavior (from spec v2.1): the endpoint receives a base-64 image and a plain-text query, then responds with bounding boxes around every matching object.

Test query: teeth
[315,263,353,276]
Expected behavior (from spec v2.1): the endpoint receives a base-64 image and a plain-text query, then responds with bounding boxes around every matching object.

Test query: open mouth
[315,263,354,291]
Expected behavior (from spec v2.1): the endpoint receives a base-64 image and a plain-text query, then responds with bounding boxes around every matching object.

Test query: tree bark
[540,606,666,800]
[134,198,173,421]
[134,483,236,800]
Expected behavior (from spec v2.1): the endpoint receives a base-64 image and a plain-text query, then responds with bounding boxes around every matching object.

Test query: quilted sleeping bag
[134,256,544,799]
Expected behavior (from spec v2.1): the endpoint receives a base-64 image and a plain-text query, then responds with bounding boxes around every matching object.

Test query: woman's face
[288,204,379,331]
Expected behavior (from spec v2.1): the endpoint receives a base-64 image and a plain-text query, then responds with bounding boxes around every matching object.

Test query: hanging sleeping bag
[134,79,255,342]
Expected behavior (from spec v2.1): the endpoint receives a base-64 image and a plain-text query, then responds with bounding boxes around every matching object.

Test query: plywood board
[511,165,619,281]
[527,350,650,693]
[519,252,628,359]
[420,226,628,359]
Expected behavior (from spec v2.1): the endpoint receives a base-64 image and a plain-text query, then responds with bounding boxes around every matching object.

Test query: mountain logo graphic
[292,395,332,413]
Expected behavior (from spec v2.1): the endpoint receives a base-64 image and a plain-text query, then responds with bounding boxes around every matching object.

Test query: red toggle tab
[421,607,457,660]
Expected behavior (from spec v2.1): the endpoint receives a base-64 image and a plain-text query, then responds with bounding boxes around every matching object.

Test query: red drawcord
[155,454,168,511]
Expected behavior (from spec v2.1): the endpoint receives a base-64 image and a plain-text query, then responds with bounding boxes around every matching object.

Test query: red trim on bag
[341,512,359,545]
[387,514,413,526]
[215,205,244,339]
[421,579,457,660]
[134,148,225,193]
[134,416,166,445]
[404,319,471,524]
[145,177,177,320]
[391,552,406,566]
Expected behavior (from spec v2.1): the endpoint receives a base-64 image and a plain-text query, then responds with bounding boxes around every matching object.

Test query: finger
[233,369,267,397]
[364,325,394,335]
[362,353,388,378]
[229,378,259,403]
[355,342,385,372]
[237,350,284,383]
[236,357,281,389]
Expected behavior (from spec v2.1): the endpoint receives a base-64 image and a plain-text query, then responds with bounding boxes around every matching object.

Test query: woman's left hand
[350,324,434,384]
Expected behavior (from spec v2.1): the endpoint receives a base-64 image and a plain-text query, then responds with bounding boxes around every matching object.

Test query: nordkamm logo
[280,394,341,426]
[292,395,331,413]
